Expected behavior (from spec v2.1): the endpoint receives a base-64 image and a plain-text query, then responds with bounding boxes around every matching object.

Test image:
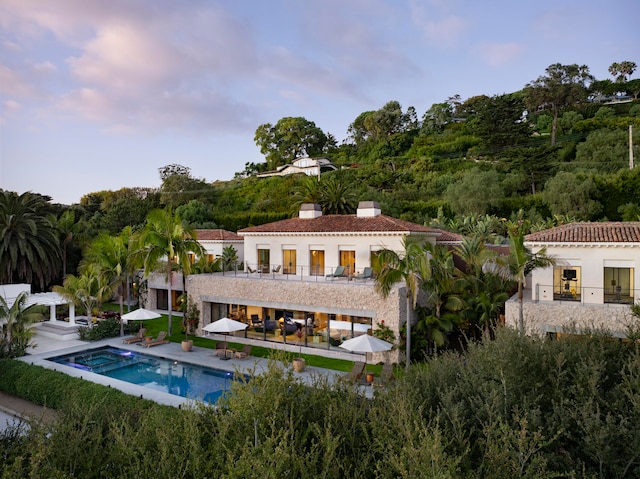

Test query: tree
[220,245,238,272]
[347,101,417,147]
[373,236,430,370]
[53,264,112,322]
[471,93,530,150]
[83,228,136,336]
[0,291,46,357]
[159,169,215,209]
[608,61,637,83]
[575,128,631,173]
[319,175,357,215]
[133,209,205,336]
[254,117,328,170]
[444,168,504,215]
[525,63,594,145]
[543,172,602,220]
[421,102,453,135]
[483,221,554,333]
[0,191,61,288]
[56,209,85,278]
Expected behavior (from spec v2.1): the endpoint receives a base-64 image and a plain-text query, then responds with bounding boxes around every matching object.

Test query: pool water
[49,346,240,403]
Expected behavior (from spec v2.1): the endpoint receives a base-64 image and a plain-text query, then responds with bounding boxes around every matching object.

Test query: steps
[35,322,81,341]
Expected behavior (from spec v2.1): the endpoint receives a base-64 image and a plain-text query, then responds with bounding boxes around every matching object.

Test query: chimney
[299,203,322,219]
[356,201,381,218]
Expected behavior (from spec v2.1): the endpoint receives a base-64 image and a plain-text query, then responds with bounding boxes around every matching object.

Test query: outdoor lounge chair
[235,344,252,359]
[374,362,395,388]
[247,266,256,273]
[122,327,147,344]
[214,342,227,356]
[326,265,346,278]
[355,267,374,280]
[272,264,281,273]
[341,361,366,382]
[139,331,168,348]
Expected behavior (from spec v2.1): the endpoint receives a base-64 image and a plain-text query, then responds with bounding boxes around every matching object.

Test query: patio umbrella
[121,308,161,323]
[339,334,393,354]
[202,317,248,358]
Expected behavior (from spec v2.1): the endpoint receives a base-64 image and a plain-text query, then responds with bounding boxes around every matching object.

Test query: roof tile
[525,222,640,243]
[194,229,243,241]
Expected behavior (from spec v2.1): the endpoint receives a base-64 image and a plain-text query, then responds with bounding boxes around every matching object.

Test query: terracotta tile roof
[238,214,442,236]
[194,229,243,241]
[525,222,640,243]
[434,230,464,242]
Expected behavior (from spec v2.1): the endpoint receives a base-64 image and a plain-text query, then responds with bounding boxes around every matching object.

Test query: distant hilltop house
[256,157,338,178]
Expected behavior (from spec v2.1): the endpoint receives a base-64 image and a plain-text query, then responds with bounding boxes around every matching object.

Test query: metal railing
[534,283,639,305]
[219,263,372,283]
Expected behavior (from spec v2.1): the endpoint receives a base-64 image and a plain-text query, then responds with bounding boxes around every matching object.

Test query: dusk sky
[1,0,638,205]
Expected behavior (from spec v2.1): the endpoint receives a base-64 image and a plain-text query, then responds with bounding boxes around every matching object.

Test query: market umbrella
[121,308,162,323]
[202,317,248,359]
[339,334,393,354]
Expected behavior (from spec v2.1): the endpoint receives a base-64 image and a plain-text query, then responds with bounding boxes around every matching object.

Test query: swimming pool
[49,346,241,404]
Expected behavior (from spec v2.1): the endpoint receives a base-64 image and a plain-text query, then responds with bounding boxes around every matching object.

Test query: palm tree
[53,264,112,325]
[133,209,204,336]
[83,228,135,336]
[0,191,61,288]
[373,236,430,370]
[0,291,46,357]
[56,209,86,278]
[320,175,357,215]
[483,221,555,333]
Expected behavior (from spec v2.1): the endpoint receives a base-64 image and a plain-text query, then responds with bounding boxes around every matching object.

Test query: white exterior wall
[198,240,244,263]
[528,243,639,304]
[242,233,433,275]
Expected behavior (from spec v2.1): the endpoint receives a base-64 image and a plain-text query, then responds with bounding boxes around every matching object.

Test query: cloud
[477,42,524,67]
[409,0,468,47]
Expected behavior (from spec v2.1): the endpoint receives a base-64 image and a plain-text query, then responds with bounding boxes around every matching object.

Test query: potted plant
[181,297,199,352]
[293,326,306,372]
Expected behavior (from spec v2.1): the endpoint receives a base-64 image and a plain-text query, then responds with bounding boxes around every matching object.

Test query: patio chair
[272,264,281,273]
[250,314,262,328]
[235,344,252,359]
[247,266,256,273]
[139,331,168,348]
[326,265,346,278]
[340,361,365,382]
[122,327,147,344]
[355,267,374,281]
[214,342,227,356]
[374,362,395,388]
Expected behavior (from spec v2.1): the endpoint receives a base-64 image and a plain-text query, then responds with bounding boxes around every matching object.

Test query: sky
[1,0,638,205]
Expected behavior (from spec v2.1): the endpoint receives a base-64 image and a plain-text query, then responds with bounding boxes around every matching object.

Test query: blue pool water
[49,346,240,403]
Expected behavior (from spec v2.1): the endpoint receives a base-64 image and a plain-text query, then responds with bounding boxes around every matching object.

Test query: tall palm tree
[53,264,112,324]
[56,209,86,278]
[320,175,357,215]
[0,191,61,288]
[83,227,135,336]
[0,291,46,357]
[373,236,430,370]
[133,209,204,336]
[483,221,555,333]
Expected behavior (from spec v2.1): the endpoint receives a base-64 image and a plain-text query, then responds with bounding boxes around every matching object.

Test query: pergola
[1,286,76,325]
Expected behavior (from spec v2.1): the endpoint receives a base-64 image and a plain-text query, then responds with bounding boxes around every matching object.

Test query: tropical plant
[83,227,136,336]
[182,297,200,340]
[483,220,555,333]
[0,291,46,357]
[56,209,85,278]
[53,264,112,322]
[0,191,61,288]
[220,245,239,272]
[373,236,430,369]
[133,208,205,336]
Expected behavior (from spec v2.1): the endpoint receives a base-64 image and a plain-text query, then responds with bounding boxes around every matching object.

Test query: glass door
[310,250,324,275]
[283,249,297,274]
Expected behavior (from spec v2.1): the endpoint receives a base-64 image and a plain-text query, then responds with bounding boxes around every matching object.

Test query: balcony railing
[217,263,372,283]
[534,284,638,305]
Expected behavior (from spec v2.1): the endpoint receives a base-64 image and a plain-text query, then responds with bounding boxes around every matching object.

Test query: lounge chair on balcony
[340,361,365,382]
[122,327,147,344]
[272,264,281,273]
[235,344,252,359]
[326,265,346,278]
[139,331,168,348]
[355,267,374,281]
[247,266,256,273]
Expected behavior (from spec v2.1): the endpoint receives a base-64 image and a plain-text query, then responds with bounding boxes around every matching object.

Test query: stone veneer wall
[187,275,407,363]
[505,296,635,337]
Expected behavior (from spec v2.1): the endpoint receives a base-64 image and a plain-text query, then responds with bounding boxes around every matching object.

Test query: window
[310,250,324,275]
[553,267,581,301]
[340,250,355,275]
[283,249,297,274]
[604,267,634,304]
[258,249,270,273]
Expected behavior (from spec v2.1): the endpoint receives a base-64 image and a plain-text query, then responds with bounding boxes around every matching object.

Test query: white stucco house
[505,222,640,337]
[182,201,461,362]
[256,156,338,178]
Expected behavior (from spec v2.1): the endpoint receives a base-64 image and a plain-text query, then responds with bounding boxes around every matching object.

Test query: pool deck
[7,329,373,417]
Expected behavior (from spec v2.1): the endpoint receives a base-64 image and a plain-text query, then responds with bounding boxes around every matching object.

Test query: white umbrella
[121,308,161,323]
[203,317,248,358]
[339,334,393,353]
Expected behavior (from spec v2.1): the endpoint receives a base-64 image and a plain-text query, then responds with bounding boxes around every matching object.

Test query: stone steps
[35,322,80,341]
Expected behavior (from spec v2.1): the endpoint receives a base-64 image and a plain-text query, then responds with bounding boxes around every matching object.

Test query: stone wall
[505,297,636,338]
[187,274,406,363]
